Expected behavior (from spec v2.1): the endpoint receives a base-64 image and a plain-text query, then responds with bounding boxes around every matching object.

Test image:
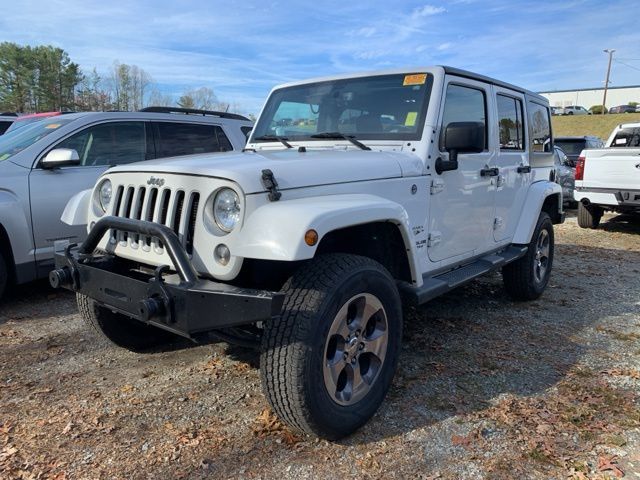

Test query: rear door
[29,121,149,268]
[427,78,496,263]
[492,89,530,242]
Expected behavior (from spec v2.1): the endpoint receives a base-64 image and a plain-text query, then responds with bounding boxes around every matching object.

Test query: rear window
[610,127,640,147]
[554,139,586,155]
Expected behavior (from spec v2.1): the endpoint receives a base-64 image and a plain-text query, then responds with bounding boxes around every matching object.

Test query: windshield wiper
[253,135,293,148]
[310,132,371,151]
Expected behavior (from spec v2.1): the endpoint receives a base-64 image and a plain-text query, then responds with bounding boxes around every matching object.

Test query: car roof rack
[0,112,18,116]
[139,106,250,121]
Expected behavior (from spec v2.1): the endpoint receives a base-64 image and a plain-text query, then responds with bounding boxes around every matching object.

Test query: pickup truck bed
[574,146,640,227]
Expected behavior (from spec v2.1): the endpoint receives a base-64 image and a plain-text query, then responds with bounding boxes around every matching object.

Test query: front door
[428,79,496,263]
[29,121,148,268]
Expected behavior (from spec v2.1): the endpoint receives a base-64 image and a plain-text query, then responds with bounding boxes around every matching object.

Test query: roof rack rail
[139,106,250,121]
[0,112,18,117]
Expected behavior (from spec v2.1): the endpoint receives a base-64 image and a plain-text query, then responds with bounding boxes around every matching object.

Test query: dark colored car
[554,136,604,165]
[552,146,576,207]
[608,105,636,114]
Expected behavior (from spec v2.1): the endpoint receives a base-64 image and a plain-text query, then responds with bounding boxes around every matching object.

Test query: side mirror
[436,122,485,174]
[41,148,80,169]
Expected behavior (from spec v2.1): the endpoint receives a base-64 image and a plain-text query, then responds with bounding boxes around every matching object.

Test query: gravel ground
[1,213,639,480]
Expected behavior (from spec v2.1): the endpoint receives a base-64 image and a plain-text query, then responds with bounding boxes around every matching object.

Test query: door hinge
[427,231,442,247]
[430,178,445,195]
[493,217,504,230]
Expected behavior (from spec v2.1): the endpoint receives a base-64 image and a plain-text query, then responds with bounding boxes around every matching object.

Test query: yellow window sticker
[405,112,418,127]
[403,73,426,86]
[45,123,61,129]
[0,154,8,161]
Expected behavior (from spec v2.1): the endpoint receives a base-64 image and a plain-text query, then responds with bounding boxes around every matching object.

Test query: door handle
[517,165,531,174]
[480,167,499,177]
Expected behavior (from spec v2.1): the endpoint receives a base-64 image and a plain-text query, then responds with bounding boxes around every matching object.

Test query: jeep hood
[107,149,420,194]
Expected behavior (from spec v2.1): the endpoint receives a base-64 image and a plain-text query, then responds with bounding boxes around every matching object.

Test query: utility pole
[602,49,615,115]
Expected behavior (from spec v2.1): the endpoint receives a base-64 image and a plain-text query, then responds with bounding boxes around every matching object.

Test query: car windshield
[0,117,74,161]
[610,127,640,147]
[251,73,433,142]
[554,139,586,155]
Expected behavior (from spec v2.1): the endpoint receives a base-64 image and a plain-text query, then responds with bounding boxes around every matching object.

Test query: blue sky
[1,0,639,115]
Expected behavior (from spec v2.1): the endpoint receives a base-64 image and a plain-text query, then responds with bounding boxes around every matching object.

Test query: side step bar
[399,245,528,305]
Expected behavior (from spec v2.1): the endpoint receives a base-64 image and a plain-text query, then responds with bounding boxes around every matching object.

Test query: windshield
[611,127,640,147]
[554,139,585,155]
[252,73,433,142]
[0,117,74,161]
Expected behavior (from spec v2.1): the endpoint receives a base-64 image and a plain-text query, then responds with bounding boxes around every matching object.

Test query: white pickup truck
[574,122,640,228]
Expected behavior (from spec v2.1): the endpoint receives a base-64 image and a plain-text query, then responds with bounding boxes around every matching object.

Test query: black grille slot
[185,193,200,255]
[122,187,135,242]
[145,188,158,246]
[132,188,146,245]
[111,186,124,241]
[159,190,170,225]
[172,190,185,236]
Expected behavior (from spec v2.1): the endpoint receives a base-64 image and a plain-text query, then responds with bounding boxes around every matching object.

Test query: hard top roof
[271,65,547,103]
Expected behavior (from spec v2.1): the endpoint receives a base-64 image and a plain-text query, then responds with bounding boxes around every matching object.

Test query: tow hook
[49,267,73,289]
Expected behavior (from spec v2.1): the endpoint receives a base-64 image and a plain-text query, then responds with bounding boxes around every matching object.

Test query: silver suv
[0,107,252,298]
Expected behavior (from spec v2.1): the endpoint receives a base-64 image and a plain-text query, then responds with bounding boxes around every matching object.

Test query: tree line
[0,42,236,114]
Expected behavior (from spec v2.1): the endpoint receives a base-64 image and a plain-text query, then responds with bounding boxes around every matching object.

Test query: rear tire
[77,293,177,352]
[260,254,402,439]
[577,202,603,229]
[502,212,554,301]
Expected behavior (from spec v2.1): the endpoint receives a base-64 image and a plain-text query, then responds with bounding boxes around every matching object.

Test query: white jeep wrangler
[51,66,563,439]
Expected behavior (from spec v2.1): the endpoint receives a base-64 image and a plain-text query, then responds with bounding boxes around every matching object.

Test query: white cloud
[437,42,453,51]
[411,5,446,19]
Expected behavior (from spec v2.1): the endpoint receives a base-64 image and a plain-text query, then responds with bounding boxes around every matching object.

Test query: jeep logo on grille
[147,176,165,187]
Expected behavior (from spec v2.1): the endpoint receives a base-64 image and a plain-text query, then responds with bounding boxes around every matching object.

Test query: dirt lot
[1,213,639,480]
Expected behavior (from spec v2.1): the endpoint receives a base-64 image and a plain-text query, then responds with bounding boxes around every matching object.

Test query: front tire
[502,212,554,301]
[77,293,178,352]
[260,254,402,439]
[577,202,603,229]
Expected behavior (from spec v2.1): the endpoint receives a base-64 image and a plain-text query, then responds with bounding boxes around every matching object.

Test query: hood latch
[261,169,282,202]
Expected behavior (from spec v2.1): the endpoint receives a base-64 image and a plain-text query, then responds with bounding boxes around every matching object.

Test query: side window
[497,94,525,150]
[440,84,487,150]
[154,123,233,158]
[528,102,551,152]
[55,122,146,166]
[0,121,12,135]
[240,126,253,138]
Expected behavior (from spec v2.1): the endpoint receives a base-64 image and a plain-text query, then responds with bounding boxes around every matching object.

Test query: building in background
[540,85,640,110]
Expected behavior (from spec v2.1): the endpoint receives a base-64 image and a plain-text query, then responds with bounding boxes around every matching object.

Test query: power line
[614,59,640,73]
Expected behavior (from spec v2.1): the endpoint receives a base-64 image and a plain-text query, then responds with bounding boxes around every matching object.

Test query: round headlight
[213,188,241,232]
[98,179,112,212]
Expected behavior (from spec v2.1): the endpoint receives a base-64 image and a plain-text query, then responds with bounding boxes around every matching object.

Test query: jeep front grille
[110,185,200,254]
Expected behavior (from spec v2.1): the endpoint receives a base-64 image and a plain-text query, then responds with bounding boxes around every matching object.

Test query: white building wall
[540,86,640,109]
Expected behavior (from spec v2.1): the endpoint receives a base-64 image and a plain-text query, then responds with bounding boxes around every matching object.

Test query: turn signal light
[575,156,585,180]
[304,229,318,246]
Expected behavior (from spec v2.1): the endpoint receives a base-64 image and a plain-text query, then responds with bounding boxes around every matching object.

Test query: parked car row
[2,65,633,441]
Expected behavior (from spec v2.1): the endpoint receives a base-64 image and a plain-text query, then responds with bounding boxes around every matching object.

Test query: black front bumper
[50,216,284,340]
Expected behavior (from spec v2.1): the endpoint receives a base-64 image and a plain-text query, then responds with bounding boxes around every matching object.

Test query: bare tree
[147,88,174,107]
[109,60,154,111]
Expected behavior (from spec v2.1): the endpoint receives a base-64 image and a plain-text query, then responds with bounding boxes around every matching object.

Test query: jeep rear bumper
[49,216,284,340]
